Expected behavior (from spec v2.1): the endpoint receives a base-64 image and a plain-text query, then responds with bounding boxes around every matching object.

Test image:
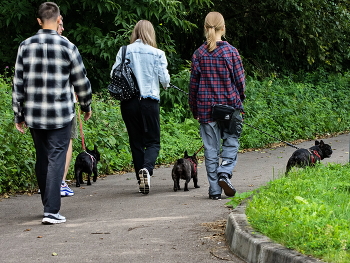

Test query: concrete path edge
[225,203,325,263]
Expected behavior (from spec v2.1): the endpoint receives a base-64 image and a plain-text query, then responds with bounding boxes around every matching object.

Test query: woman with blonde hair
[111,20,170,194]
[189,12,246,200]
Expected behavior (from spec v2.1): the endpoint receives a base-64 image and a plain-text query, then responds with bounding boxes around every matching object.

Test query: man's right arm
[69,46,92,113]
[12,45,25,125]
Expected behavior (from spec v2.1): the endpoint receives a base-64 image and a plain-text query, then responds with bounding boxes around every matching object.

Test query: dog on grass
[286,140,332,174]
[74,145,100,187]
[172,151,200,191]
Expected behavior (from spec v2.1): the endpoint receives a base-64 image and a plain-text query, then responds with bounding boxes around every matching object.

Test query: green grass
[227,163,350,263]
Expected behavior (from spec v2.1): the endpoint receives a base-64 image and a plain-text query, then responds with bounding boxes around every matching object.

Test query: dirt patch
[200,219,246,262]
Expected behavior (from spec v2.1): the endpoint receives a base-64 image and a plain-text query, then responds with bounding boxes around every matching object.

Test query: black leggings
[121,97,160,180]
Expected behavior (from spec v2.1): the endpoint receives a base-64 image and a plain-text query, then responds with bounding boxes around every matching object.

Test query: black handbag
[108,45,139,101]
[212,104,243,136]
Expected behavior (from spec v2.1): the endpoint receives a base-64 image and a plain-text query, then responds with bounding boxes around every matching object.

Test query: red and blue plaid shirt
[189,41,245,123]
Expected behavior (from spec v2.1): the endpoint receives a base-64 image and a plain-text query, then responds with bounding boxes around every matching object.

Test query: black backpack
[108,45,139,101]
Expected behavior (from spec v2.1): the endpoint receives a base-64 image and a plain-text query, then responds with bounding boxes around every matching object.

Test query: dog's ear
[184,150,188,157]
[319,140,324,146]
[94,144,98,152]
[315,140,320,145]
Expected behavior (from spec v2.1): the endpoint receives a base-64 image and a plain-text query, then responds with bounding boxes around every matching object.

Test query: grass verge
[227,163,350,263]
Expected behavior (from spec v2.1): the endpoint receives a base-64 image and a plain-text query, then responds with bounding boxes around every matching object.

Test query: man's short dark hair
[38,2,60,22]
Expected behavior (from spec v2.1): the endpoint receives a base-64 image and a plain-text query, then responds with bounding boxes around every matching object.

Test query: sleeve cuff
[80,105,91,112]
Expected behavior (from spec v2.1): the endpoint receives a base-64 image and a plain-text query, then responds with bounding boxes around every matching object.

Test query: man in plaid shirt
[12,2,92,224]
[189,12,245,201]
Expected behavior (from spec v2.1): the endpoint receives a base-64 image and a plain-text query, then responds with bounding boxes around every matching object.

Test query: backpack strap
[121,45,127,64]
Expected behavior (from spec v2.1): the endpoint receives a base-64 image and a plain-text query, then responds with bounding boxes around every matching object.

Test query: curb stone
[225,203,325,263]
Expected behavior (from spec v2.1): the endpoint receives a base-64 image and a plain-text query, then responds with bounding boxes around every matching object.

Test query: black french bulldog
[74,145,100,187]
[172,151,200,191]
[286,140,333,174]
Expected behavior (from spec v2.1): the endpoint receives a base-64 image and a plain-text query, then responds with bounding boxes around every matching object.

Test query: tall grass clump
[244,163,350,263]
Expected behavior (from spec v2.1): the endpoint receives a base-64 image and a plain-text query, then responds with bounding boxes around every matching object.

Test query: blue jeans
[200,122,240,196]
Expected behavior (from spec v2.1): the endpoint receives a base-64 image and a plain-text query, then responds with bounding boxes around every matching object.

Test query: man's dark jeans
[30,121,72,214]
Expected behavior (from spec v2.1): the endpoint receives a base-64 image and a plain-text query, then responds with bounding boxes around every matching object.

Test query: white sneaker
[139,168,150,194]
[42,213,66,224]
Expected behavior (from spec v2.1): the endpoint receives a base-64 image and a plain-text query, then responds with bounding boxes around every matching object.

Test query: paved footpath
[0,134,348,263]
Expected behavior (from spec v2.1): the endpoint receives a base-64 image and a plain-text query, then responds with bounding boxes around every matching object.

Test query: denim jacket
[111,39,170,101]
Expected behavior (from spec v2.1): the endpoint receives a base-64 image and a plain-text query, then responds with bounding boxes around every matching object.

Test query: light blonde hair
[130,20,157,48]
[204,12,225,52]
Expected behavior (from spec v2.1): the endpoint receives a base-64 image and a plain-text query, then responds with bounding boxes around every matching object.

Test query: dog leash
[195,145,204,154]
[169,83,189,95]
[242,121,300,149]
[76,95,86,151]
[169,84,204,153]
[169,83,299,150]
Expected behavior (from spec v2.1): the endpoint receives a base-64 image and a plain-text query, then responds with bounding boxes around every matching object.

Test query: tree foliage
[213,0,350,75]
[0,0,212,89]
[1,0,350,87]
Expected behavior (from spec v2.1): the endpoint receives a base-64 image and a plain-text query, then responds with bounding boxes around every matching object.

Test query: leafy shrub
[240,72,350,149]
[0,70,36,193]
[2,69,350,194]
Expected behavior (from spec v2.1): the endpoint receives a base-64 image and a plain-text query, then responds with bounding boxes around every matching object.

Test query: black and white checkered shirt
[12,29,92,130]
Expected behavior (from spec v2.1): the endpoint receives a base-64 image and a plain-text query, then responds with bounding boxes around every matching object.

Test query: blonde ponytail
[204,12,225,52]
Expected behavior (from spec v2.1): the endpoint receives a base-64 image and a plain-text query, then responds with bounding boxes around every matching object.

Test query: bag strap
[121,45,127,64]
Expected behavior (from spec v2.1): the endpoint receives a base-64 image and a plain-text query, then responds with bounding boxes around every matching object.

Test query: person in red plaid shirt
[189,12,245,200]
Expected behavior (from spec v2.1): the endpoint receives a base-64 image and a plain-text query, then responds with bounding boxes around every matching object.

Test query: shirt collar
[204,41,227,46]
[37,29,59,35]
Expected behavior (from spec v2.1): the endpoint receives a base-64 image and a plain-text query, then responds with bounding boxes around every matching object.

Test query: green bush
[0,70,36,193]
[2,69,350,194]
[240,71,350,149]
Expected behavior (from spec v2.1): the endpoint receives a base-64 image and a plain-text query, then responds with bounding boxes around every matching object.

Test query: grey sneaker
[218,173,236,197]
[42,213,66,224]
[139,168,150,194]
